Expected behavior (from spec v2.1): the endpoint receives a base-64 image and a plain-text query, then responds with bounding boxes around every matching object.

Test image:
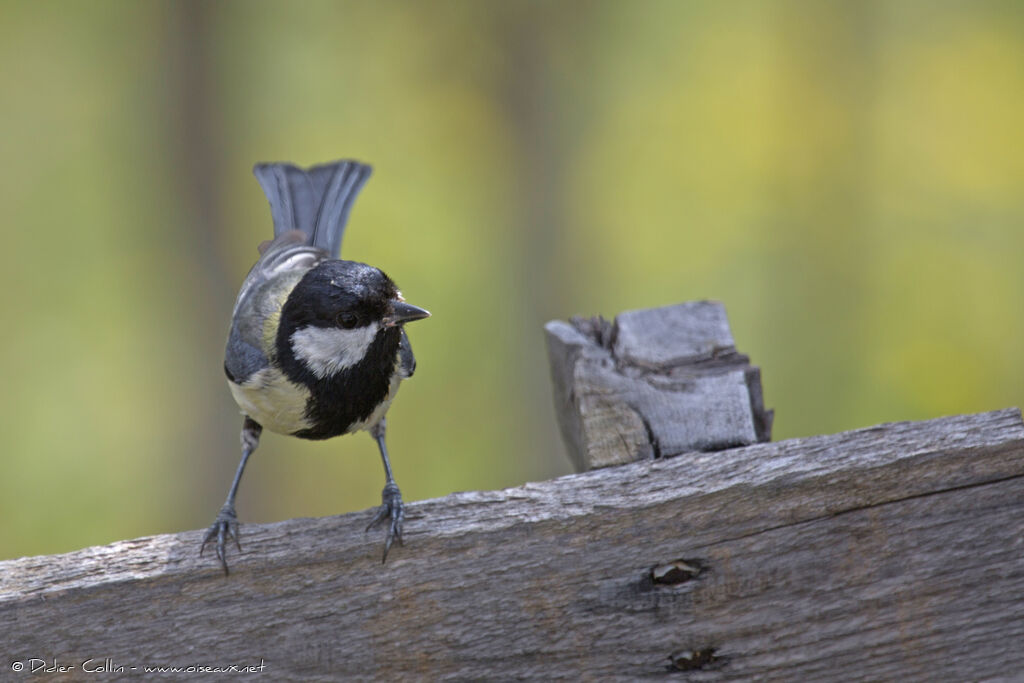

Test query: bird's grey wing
[252,160,372,259]
[224,232,328,384]
[398,328,416,379]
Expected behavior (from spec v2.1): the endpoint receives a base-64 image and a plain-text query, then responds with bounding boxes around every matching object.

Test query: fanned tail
[253,160,373,259]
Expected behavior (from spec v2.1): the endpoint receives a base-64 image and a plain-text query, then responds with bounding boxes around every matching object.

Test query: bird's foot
[366,482,404,563]
[200,504,241,575]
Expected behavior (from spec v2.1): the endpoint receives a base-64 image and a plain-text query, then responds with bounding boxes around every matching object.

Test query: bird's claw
[200,504,241,575]
[366,482,404,563]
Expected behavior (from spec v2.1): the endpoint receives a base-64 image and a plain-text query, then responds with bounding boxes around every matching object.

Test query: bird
[201,159,430,574]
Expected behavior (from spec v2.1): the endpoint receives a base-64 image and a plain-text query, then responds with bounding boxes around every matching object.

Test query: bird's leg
[366,418,404,563]
[201,416,262,575]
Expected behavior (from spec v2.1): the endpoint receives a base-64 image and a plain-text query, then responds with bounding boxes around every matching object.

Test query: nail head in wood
[651,559,706,585]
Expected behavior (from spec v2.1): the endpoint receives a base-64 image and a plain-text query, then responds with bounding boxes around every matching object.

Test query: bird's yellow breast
[228,367,312,435]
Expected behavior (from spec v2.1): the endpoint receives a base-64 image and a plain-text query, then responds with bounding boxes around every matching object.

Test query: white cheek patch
[290,323,380,379]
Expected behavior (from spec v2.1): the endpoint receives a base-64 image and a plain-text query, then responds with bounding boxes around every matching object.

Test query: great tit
[201,159,430,574]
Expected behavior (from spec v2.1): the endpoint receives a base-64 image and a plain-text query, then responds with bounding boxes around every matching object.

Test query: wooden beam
[1,409,1022,679]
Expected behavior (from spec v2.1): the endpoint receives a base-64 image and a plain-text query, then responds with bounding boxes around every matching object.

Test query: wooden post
[545,301,772,471]
[1,409,1023,680]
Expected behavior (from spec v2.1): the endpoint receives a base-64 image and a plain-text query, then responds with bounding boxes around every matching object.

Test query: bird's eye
[337,312,359,329]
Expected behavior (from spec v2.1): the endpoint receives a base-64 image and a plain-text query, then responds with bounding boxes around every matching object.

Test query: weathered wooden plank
[1,409,1022,680]
[545,301,772,472]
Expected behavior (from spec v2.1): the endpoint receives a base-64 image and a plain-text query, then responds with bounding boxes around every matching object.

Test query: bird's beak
[385,300,431,327]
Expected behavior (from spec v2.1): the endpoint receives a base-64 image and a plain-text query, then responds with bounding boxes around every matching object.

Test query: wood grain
[545,301,772,472]
[1,409,1022,680]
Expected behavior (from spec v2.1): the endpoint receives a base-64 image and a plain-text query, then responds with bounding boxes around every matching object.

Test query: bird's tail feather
[253,160,372,259]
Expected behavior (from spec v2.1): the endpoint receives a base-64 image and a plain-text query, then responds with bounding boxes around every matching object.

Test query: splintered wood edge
[1,408,1021,600]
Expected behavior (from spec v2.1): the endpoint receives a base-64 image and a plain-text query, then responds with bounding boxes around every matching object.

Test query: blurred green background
[1,0,1022,561]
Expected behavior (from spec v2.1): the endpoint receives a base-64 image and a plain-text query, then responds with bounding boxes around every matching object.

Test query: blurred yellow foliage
[0,0,1021,559]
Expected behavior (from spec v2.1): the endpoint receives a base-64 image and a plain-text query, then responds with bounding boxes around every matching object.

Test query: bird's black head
[276,260,429,383]
[285,260,399,331]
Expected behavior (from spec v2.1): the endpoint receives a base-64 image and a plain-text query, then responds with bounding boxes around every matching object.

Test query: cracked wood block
[545,301,772,471]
